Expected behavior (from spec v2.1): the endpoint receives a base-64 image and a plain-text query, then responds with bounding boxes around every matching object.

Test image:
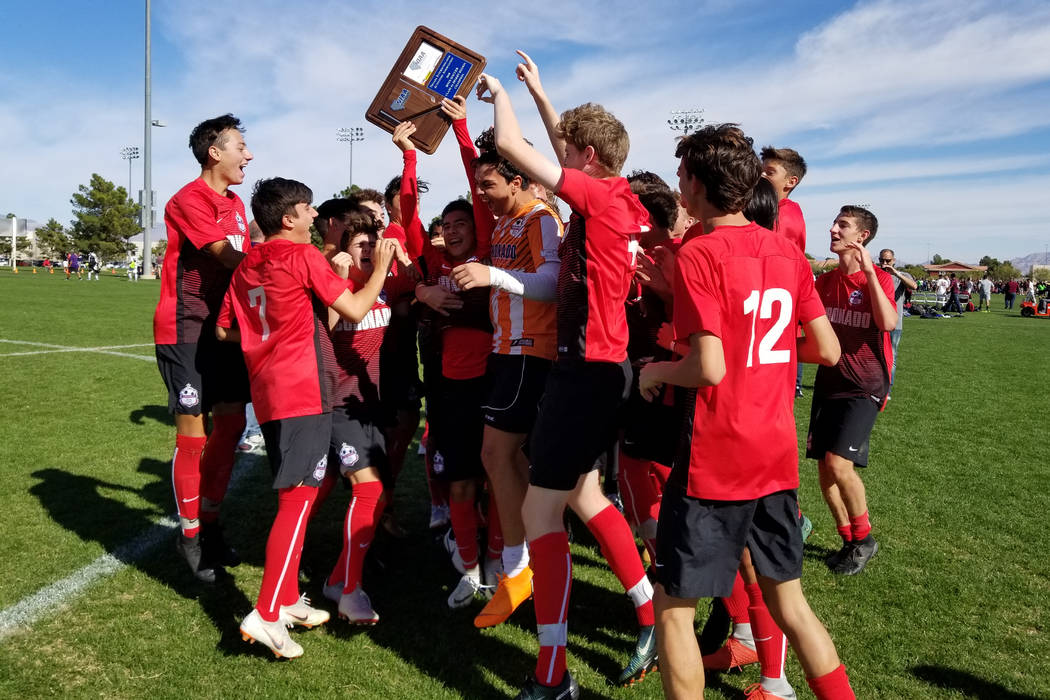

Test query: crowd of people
[148,51,916,700]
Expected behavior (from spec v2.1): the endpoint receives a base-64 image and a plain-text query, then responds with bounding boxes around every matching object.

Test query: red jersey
[217,239,347,424]
[556,168,650,363]
[329,279,391,417]
[154,178,249,345]
[813,266,894,401]
[671,222,825,501]
[775,198,806,254]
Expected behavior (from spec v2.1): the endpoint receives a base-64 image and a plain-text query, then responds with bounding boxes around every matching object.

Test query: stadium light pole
[141,1,168,279]
[120,146,140,200]
[668,109,705,135]
[336,127,365,190]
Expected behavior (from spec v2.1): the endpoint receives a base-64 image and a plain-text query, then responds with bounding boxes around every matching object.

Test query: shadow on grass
[910,665,1044,699]
[129,403,174,427]
[29,457,253,644]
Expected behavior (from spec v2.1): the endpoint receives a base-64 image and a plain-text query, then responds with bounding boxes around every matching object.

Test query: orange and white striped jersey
[490,200,562,359]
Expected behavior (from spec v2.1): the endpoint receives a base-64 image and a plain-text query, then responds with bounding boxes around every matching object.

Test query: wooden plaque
[365,26,487,155]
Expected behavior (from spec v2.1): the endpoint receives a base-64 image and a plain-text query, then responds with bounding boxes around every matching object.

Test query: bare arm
[848,242,898,331]
[515,50,565,164]
[797,315,841,366]
[204,240,246,269]
[637,332,725,401]
[327,252,352,330]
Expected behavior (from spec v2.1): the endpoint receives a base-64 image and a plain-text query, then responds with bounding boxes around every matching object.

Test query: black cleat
[836,535,878,575]
[201,521,241,569]
[516,672,580,700]
[825,542,852,572]
[176,532,217,583]
[616,624,658,686]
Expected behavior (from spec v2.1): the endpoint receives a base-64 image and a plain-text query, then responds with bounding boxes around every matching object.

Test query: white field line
[0,452,262,641]
[0,339,154,361]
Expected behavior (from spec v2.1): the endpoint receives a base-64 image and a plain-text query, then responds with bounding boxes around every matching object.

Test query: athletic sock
[807,664,856,700]
[342,481,384,594]
[309,471,339,522]
[745,583,789,690]
[836,524,853,544]
[617,453,660,559]
[502,542,530,578]
[485,491,503,561]
[529,531,571,687]
[724,572,751,626]
[199,412,246,523]
[172,434,207,537]
[585,504,654,627]
[256,485,315,622]
[449,497,480,571]
[849,511,872,541]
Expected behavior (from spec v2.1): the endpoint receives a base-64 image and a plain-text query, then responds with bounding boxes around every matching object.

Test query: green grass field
[0,268,1047,699]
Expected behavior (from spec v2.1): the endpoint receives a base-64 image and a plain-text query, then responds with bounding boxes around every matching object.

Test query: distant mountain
[1011,252,1050,271]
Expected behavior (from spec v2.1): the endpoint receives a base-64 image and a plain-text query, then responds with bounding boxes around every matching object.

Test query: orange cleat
[473,566,533,628]
[702,636,758,671]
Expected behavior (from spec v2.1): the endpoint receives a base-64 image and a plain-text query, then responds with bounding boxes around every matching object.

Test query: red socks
[617,453,662,560]
[724,571,751,624]
[341,481,384,594]
[850,511,872,541]
[529,531,572,687]
[256,485,316,622]
[807,664,855,700]
[199,412,246,523]
[449,497,480,570]
[585,504,654,627]
[746,582,787,682]
[836,523,853,544]
[172,434,206,537]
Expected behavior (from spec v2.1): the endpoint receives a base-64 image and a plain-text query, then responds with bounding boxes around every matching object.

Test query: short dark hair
[839,205,879,244]
[441,199,473,221]
[384,176,429,206]
[760,146,807,184]
[339,210,379,252]
[630,181,678,231]
[675,124,761,214]
[626,170,669,189]
[315,197,360,236]
[743,177,779,230]
[251,178,313,236]
[473,149,531,189]
[189,114,244,166]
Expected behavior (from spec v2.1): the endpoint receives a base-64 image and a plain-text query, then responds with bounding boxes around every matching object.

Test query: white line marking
[0,339,154,361]
[0,453,262,641]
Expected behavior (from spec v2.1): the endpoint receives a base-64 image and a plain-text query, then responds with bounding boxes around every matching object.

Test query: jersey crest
[312,454,328,482]
[338,442,359,469]
[178,383,199,409]
[849,290,864,305]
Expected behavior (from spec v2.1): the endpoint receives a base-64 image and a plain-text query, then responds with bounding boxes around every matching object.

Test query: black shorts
[260,413,332,490]
[483,353,551,434]
[806,394,879,467]
[330,409,388,476]
[156,338,250,416]
[621,380,682,467]
[654,486,802,600]
[431,375,487,483]
[529,359,631,491]
[379,310,423,419]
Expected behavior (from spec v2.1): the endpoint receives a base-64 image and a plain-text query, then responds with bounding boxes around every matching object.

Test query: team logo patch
[339,442,359,469]
[178,383,199,409]
[849,290,864,305]
[235,211,246,233]
[432,450,445,475]
[391,88,410,111]
[509,218,527,237]
[313,454,328,482]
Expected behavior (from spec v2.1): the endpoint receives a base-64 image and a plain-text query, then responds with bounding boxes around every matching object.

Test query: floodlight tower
[336,127,365,190]
[668,109,705,135]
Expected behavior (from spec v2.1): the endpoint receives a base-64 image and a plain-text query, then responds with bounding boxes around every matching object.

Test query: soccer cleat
[443,528,468,575]
[482,557,503,599]
[835,535,879,575]
[799,514,814,543]
[237,432,264,452]
[448,573,484,609]
[323,581,343,603]
[338,586,379,625]
[744,682,797,700]
[474,566,533,628]
[515,672,580,700]
[200,521,241,568]
[702,636,759,671]
[616,624,658,686]
[429,504,450,530]
[794,386,804,399]
[240,609,304,659]
[279,594,330,629]
[175,532,216,583]
[825,542,852,571]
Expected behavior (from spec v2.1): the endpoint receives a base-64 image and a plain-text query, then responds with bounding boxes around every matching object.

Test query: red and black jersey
[329,279,391,417]
[556,169,650,364]
[154,178,249,345]
[217,239,347,423]
[424,255,493,381]
[670,223,826,501]
[813,267,894,402]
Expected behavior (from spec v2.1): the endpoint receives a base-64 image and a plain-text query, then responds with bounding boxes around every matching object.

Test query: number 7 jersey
[670,222,826,501]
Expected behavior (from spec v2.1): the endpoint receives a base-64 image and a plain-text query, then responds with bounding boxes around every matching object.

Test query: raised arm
[848,242,898,331]
[440,95,494,256]
[515,50,565,164]
[392,122,426,262]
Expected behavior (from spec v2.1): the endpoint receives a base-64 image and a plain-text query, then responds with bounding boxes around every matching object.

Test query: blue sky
[2,0,1049,264]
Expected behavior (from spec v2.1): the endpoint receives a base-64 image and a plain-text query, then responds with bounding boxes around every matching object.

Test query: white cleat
[279,594,330,629]
[447,572,484,609]
[240,609,304,659]
[323,581,343,603]
[482,557,503,600]
[338,586,379,625]
[443,528,467,575]
[429,504,450,530]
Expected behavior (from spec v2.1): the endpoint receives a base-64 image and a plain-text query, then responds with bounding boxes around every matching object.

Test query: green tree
[69,174,142,261]
[931,253,945,264]
[997,262,1021,280]
[34,218,71,258]
[902,264,927,281]
[334,184,362,199]
[152,240,167,260]
[979,255,1000,269]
